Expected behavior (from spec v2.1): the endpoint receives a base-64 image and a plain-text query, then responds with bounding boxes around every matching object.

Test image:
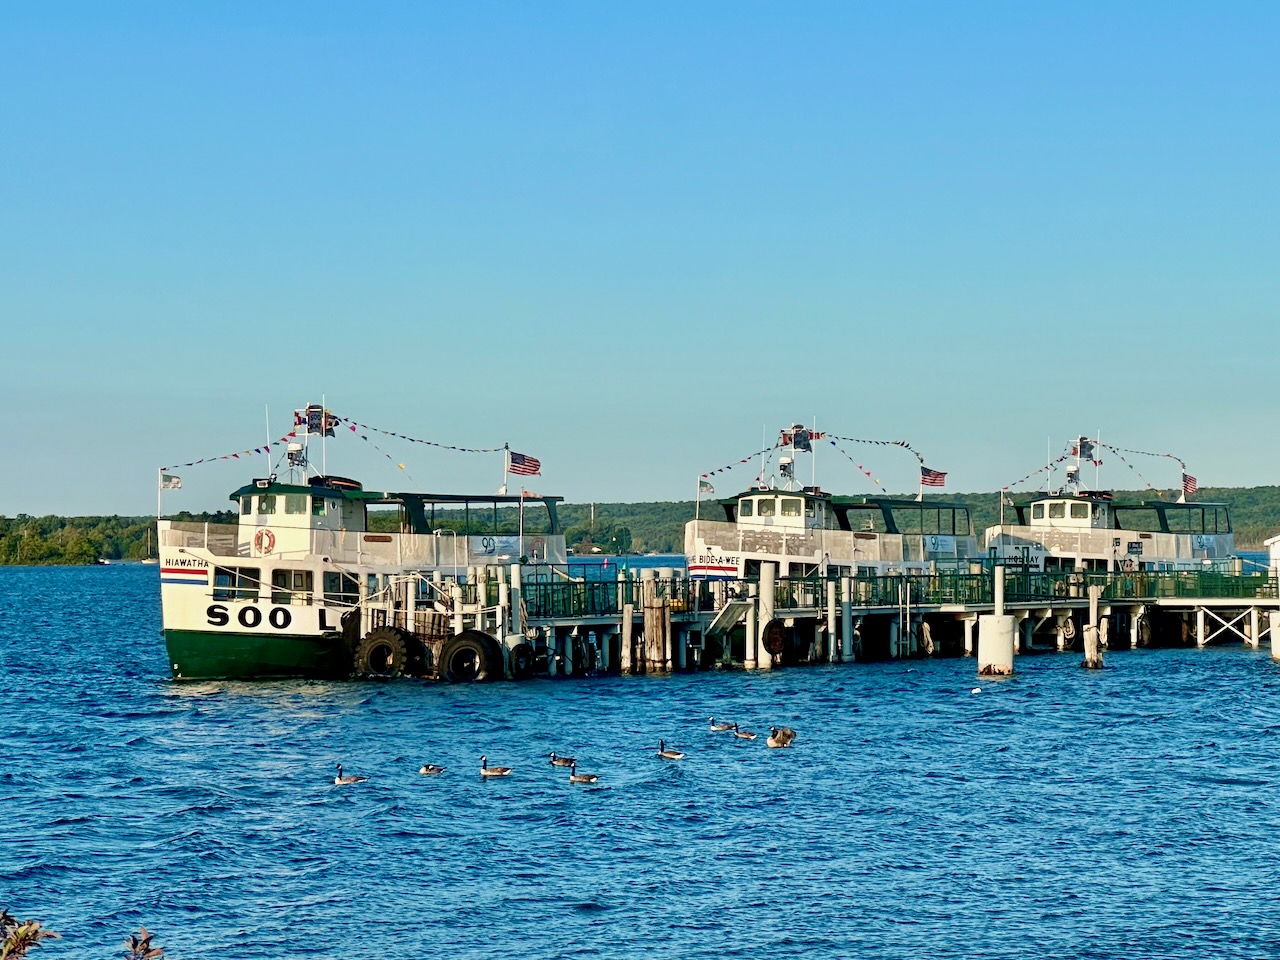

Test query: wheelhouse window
[213,566,260,602]
[258,495,276,516]
[781,498,802,517]
[240,496,252,515]
[324,572,359,606]
[1032,503,1045,520]
[758,498,776,517]
[1048,502,1066,519]
[739,499,754,518]
[312,497,327,517]
[285,494,308,515]
[1070,503,1089,519]
[272,569,314,605]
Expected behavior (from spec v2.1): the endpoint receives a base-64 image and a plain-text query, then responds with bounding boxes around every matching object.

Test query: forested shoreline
[2,485,1277,565]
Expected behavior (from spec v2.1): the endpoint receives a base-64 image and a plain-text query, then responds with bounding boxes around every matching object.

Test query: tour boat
[158,473,566,681]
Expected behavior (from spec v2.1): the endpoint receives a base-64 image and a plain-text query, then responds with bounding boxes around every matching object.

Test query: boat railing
[159,522,243,556]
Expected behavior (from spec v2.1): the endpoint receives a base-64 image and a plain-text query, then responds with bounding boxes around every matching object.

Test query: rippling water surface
[5,565,1280,959]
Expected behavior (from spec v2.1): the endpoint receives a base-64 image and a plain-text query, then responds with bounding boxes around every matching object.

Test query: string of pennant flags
[1002,438,1196,497]
[159,408,540,486]
[698,429,946,493]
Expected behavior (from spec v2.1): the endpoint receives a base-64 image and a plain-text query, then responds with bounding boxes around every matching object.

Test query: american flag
[1182,473,1198,496]
[920,466,947,488]
[508,450,541,477]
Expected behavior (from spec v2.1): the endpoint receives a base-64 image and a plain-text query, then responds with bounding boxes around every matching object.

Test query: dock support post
[1130,607,1142,649]
[1082,584,1103,669]
[758,562,776,670]
[621,604,634,674]
[1248,607,1260,649]
[1271,610,1280,660]
[450,582,464,635]
[547,632,558,677]
[1196,607,1208,648]
[978,566,1015,677]
[963,615,976,656]
[498,572,510,642]
[509,563,524,638]
[888,619,901,660]
[744,582,759,670]
[840,576,853,662]
[825,580,838,662]
[676,624,687,671]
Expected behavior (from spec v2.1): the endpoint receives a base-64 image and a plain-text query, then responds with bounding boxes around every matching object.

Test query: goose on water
[732,723,757,741]
[334,764,368,785]
[568,761,599,784]
[766,727,796,749]
[480,755,512,777]
[709,717,734,732]
[657,740,686,760]
[548,752,577,767]
[418,764,446,775]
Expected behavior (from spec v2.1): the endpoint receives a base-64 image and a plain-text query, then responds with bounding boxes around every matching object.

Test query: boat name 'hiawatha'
[165,557,208,569]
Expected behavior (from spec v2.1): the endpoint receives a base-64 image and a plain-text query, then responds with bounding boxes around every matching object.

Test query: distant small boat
[140,558,159,565]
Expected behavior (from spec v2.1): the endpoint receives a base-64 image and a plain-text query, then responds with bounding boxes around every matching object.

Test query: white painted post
[840,575,853,661]
[977,614,1015,676]
[509,563,524,637]
[676,624,687,671]
[1270,610,1280,660]
[1130,607,1142,649]
[1248,607,1260,649]
[826,580,838,663]
[547,632,559,677]
[450,582,464,635]
[564,631,574,676]
[621,604,634,673]
[497,570,510,641]
[963,615,976,656]
[1082,584,1103,669]
[888,619,901,660]
[744,582,759,670]
[1197,607,1208,648]
[758,562,776,670]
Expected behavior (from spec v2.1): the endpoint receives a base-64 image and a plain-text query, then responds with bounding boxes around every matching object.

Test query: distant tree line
[1,486,1277,566]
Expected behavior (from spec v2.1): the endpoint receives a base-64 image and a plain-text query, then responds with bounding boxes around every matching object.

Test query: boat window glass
[240,496,252,515]
[258,495,276,516]
[781,498,802,517]
[1070,503,1089,519]
[739,499,754,517]
[323,572,359,605]
[213,566,260,602]
[1048,502,1066,519]
[758,498,776,517]
[272,569,313,605]
[1032,503,1045,520]
[311,497,326,517]
[805,500,816,518]
[285,494,308,515]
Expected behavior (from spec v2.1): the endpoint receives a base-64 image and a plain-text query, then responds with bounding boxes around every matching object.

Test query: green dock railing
[509,567,1277,621]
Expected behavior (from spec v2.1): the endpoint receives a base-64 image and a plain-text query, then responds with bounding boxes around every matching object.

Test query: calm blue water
[5,565,1280,959]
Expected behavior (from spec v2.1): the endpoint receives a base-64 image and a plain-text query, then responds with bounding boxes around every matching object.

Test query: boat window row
[241,494,331,517]
[212,566,358,605]
[1032,501,1098,520]
[738,496,807,519]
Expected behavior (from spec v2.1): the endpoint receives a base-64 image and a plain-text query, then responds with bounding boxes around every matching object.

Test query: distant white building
[1266,534,1280,576]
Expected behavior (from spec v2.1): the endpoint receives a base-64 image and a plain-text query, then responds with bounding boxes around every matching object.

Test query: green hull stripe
[164,629,349,681]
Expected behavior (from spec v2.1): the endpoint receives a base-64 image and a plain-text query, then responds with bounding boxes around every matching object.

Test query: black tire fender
[355,626,409,678]
[509,642,535,680]
[440,629,500,683]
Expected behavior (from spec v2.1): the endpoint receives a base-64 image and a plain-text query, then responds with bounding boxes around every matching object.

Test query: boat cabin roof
[1010,491,1230,534]
[720,488,973,536]
[230,475,563,507]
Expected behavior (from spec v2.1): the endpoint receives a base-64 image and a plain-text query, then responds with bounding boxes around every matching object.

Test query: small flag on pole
[920,466,947,488]
[699,478,715,495]
[507,450,541,477]
[1182,473,1198,497]
[160,473,182,490]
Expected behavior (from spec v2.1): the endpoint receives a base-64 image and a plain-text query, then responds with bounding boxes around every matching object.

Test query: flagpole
[518,486,525,560]
[694,475,701,561]
[264,404,272,476]
[157,467,162,520]
[502,444,510,494]
[321,393,328,478]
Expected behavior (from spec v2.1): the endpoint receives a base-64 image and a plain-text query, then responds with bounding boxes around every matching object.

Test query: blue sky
[2,3,1277,516]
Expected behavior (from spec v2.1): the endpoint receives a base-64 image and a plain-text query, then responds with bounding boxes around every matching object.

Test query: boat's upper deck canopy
[1009,491,1230,534]
[719,487,973,536]
[229,475,563,535]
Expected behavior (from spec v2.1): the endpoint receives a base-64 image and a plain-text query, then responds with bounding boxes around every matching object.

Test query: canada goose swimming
[334,764,368,785]
[568,761,599,784]
[548,752,577,767]
[480,755,512,777]
[732,723,757,741]
[766,727,794,749]
[709,717,734,732]
[657,740,685,760]
[418,764,446,775]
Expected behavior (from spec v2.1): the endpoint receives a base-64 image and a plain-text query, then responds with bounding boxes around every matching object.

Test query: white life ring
[254,528,276,555]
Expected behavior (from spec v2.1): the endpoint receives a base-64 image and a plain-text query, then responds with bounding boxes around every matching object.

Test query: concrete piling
[1082,584,1104,669]
[978,566,1015,677]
